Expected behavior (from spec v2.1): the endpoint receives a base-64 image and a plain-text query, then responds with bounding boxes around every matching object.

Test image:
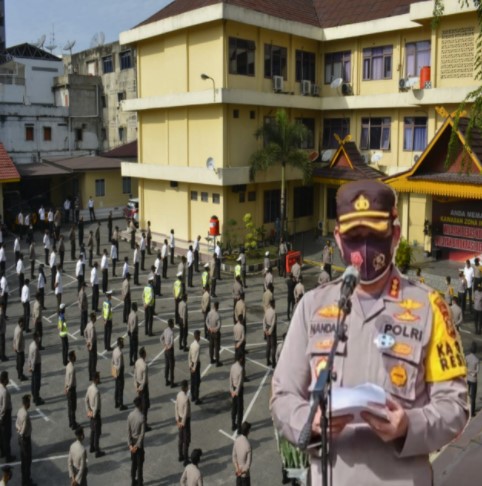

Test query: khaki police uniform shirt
[112,346,124,374]
[16,406,31,438]
[264,272,273,291]
[68,439,87,483]
[0,383,11,420]
[271,266,469,486]
[127,407,145,448]
[294,282,305,303]
[84,322,96,349]
[13,324,24,353]
[230,361,244,394]
[78,288,88,311]
[262,289,273,311]
[28,340,40,369]
[234,300,246,324]
[201,291,210,314]
[291,262,301,281]
[232,435,252,477]
[65,362,76,390]
[180,463,203,486]
[134,358,148,390]
[189,341,200,370]
[162,327,174,350]
[465,352,479,383]
[32,300,42,323]
[450,303,463,329]
[210,260,216,279]
[85,383,100,416]
[233,322,245,345]
[263,307,277,336]
[122,279,130,301]
[322,245,333,264]
[232,280,243,300]
[175,391,191,425]
[128,310,138,335]
[206,309,221,333]
[318,269,330,286]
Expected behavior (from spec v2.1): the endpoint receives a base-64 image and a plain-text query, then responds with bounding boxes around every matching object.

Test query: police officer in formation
[162,319,176,388]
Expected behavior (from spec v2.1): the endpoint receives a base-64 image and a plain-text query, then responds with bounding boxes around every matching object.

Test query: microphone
[339,266,360,310]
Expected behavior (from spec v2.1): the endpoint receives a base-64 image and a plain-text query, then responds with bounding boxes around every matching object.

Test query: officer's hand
[361,398,408,442]
[312,409,353,439]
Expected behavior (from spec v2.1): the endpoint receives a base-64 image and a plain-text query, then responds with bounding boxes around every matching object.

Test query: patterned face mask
[339,234,393,284]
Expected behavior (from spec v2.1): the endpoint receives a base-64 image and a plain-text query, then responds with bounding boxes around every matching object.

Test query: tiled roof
[0,144,20,181]
[43,156,121,172]
[137,0,424,29]
[101,140,137,159]
[16,163,69,178]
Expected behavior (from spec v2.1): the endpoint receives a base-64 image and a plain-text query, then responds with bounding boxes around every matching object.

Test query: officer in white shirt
[13,237,20,263]
[43,230,51,266]
[0,272,9,317]
[122,257,129,279]
[90,263,100,312]
[0,244,6,274]
[101,250,109,293]
[186,246,194,288]
[16,254,24,298]
[20,280,30,333]
[49,248,57,291]
[110,243,118,277]
[161,239,168,279]
[140,233,146,271]
[154,252,162,296]
[54,268,63,311]
[169,230,175,265]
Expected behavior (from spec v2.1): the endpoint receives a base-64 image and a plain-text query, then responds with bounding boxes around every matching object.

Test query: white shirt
[24,214,30,226]
[133,249,139,264]
[21,284,29,304]
[110,245,118,260]
[464,265,475,288]
[37,272,45,290]
[90,267,98,285]
[88,198,94,209]
[0,247,5,262]
[101,254,108,270]
[38,207,45,220]
[169,233,175,248]
[16,259,24,275]
[154,258,161,276]
[64,200,71,211]
[13,238,20,252]
[187,250,193,266]
[49,251,57,269]
[193,239,200,252]
[0,276,8,294]
[48,211,54,222]
[140,237,146,251]
[161,244,168,259]
[215,245,221,258]
[43,234,51,250]
[122,262,129,278]
[55,271,62,294]
[76,260,83,277]
[17,213,23,226]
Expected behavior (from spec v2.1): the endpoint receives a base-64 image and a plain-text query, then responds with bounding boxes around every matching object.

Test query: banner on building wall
[432,198,482,254]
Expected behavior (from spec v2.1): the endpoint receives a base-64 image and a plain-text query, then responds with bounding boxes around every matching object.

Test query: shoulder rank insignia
[317,305,343,318]
[388,277,400,298]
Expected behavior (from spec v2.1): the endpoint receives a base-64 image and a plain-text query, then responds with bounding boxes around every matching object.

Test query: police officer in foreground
[16,394,35,486]
[271,179,469,485]
[0,371,15,462]
[85,372,104,458]
[128,396,145,486]
[68,426,87,486]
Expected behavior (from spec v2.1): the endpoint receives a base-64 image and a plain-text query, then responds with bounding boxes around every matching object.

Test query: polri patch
[390,365,407,387]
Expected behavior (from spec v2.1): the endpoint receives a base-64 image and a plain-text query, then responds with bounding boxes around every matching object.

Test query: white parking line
[7,379,20,391]
[5,453,68,467]
[33,407,51,422]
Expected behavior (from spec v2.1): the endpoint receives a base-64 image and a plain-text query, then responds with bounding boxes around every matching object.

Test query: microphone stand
[297,295,352,486]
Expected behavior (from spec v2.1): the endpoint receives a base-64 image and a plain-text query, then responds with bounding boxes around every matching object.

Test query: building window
[295,50,316,83]
[75,128,83,142]
[403,117,428,151]
[119,50,132,70]
[360,117,391,150]
[264,189,281,223]
[233,109,239,119]
[248,191,256,202]
[118,126,125,142]
[362,46,392,80]
[229,37,255,76]
[102,55,113,74]
[86,60,97,75]
[117,92,126,103]
[25,125,34,141]
[191,191,198,201]
[326,187,337,219]
[101,95,106,108]
[95,179,105,197]
[43,126,52,141]
[322,118,350,149]
[201,192,208,202]
[239,192,246,203]
[264,44,288,79]
[296,118,315,149]
[405,41,431,77]
[293,186,314,218]
[122,177,131,194]
[101,128,107,141]
[213,193,220,204]
[324,51,351,84]
[250,110,256,120]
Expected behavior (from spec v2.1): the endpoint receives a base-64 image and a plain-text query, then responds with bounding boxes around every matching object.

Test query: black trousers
[325,263,332,279]
[145,306,153,336]
[123,296,131,324]
[287,298,295,319]
[31,363,41,402]
[209,332,220,362]
[70,242,76,261]
[155,275,161,296]
[61,335,69,366]
[231,390,244,430]
[190,362,200,402]
[30,260,35,280]
[0,410,12,458]
[139,385,150,422]
[164,348,175,384]
[115,368,124,407]
[468,381,478,416]
[170,247,174,265]
[102,269,108,293]
[59,251,65,271]
[16,350,25,379]
[34,319,43,348]
[241,268,247,288]
[18,273,24,297]
[279,254,286,277]
[474,310,482,334]
[141,250,145,271]
[0,332,5,359]
[194,250,199,272]
[134,262,139,285]
[131,446,144,486]
[104,320,112,351]
[89,207,95,222]
[179,321,188,350]
[267,332,277,366]
[162,257,167,278]
[88,346,97,381]
[44,249,49,266]
[88,249,93,268]
[129,332,138,365]
[188,265,193,287]
[80,310,88,336]
[77,275,83,293]
[67,386,77,428]
[215,259,221,280]
[18,435,32,486]
[23,302,30,332]
[178,418,191,460]
[130,232,135,250]
[50,266,56,291]
[174,299,180,324]
[236,476,251,486]
[92,284,99,311]
[96,238,100,256]
[90,412,101,453]
[211,277,217,297]
[459,291,467,313]
[38,288,44,309]
[112,259,117,277]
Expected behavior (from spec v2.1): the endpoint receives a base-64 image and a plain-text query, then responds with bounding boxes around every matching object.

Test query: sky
[6,0,172,54]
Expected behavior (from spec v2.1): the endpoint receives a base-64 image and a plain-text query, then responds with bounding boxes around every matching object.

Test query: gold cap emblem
[354,194,370,211]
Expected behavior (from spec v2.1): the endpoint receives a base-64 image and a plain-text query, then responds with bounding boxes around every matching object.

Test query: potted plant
[395,237,413,274]
[275,429,309,485]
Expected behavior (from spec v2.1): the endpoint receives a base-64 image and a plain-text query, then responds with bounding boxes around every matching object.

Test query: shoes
[195,400,203,405]
[145,425,152,432]
[115,404,119,409]
[71,422,80,430]
[95,451,105,458]
[35,398,45,406]
[20,375,29,381]
[90,447,95,453]
[170,383,177,388]
[210,360,215,364]
[178,455,184,462]
[216,362,223,367]
[232,424,237,431]
[183,347,188,352]
[119,405,127,411]
[244,377,251,382]
[130,361,134,366]
[39,346,45,351]
[166,380,171,386]
[148,333,154,337]
[0,357,8,362]
[25,329,31,333]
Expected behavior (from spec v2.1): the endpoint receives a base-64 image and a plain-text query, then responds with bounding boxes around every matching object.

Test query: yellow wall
[408,193,428,245]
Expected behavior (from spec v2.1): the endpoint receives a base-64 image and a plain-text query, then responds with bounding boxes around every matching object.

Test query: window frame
[362,46,393,81]
[296,118,315,150]
[293,186,314,218]
[119,50,133,70]
[403,116,428,152]
[326,187,337,220]
[25,125,34,141]
[322,118,350,149]
[95,179,105,197]
[122,176,131,195]
[212,193,220,204]
[405,40,431,78]
[295,50,316,83]
[102,55,114,74]
[191,191,198,201]
[229,37,256,77]
[264,44,288,80]
[360,117,391,151]
[324,51,351,84]
[43,126,52,142]
[263,189,281,224]
[201,192,208,202]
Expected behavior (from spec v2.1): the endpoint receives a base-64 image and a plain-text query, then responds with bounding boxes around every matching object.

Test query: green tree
[249,109,313,235]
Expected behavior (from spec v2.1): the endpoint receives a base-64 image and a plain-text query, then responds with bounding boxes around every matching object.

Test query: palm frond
[249,144,281,181]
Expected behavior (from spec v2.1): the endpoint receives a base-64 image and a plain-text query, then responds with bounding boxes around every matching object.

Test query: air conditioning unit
[301,80,311,96]
[341,83,352,96]
[311,84,320,97]
[273,75,284,93]
[399,77,420,90]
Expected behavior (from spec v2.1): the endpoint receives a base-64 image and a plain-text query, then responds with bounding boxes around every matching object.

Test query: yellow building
[120,0,480,252]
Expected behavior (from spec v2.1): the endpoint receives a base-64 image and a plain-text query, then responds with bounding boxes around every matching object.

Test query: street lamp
[201,73,215,102]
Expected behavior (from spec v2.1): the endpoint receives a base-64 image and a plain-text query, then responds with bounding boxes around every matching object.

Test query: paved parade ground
[1,219,325,486]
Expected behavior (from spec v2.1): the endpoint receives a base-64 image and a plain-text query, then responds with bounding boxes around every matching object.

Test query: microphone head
[342,265,360,284]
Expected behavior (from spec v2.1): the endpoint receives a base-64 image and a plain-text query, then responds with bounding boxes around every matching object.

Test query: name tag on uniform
[374,333,395,350]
